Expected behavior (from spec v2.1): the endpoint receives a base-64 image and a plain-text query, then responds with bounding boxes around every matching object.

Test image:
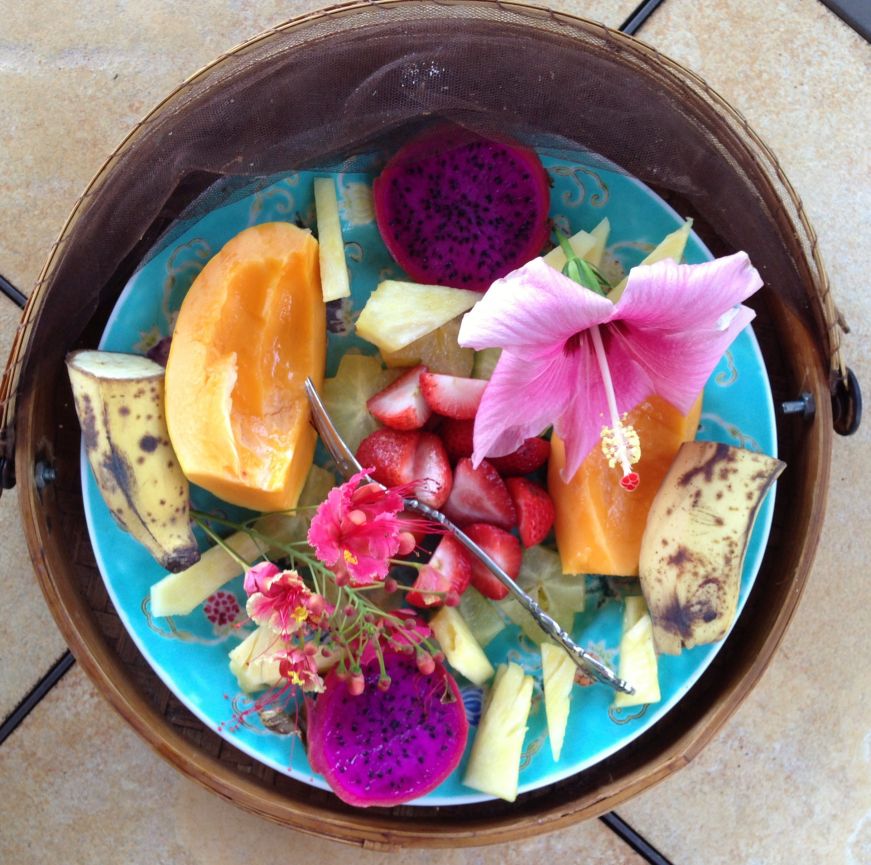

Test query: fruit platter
[72,125,783,808]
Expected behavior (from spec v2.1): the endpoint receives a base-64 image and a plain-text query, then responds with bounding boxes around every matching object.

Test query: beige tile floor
[0,0,868,862]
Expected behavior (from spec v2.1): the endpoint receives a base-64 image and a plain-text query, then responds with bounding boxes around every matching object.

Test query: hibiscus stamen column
[589,324,641,491]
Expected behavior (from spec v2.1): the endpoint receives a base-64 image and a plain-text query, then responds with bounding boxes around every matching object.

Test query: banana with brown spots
[638,441,785,654]
[66,350,200,572]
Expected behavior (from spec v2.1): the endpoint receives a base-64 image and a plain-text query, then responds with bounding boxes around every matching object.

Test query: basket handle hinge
[832,367,862,436]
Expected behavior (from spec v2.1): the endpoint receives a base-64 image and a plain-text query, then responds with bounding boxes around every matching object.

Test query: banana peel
[67,350,200,572]
[638,441,785,654]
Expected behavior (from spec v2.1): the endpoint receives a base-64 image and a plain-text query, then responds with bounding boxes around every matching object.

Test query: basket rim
[10,0,836,847]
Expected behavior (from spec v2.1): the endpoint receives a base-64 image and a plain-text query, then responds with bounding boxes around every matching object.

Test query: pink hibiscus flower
[307,471,424,586]
[458,253,762,484]
[243,563,327,637]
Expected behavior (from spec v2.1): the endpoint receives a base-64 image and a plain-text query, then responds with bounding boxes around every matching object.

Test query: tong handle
[407,497,634,694]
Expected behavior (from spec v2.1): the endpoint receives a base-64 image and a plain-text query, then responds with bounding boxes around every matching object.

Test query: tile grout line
[618,0,670,36]
[818,0,871,42]
[0,273,27,309]
[0,650,76,747]
[599,813,677,865]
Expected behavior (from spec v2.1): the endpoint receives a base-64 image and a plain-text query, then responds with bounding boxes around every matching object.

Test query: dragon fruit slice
[374,126,551,291]
[306,649,469,807]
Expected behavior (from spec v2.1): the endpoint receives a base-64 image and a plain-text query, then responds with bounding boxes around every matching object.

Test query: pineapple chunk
[540,642,575,761]
[229,626,286,693]
[498,546,585,644]
[587,217,611,268]
[608,219,692,302]
[314,177,351,302]
[463,663,534,802]
[150,465,335,617]
[322,353,398,452]
[355,280,480,354]
[430,606,495,686]
[541,217,610,271]
[151,530,266,618]
[381,316,474,376]
[471,347,502,380]
[613,596,661,709]
[458,586,506,647]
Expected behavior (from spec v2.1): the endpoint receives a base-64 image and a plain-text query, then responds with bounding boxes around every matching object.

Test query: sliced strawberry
[366,365,432,431]
[412,432,452,509]
[440,417,475,463]
[407,535,472,608]
[419,372,487,420]
[356,428,420,488]
[505,477,555,547]
[443,458,517,530]
[463,522,521,600]
[488,437,551,476]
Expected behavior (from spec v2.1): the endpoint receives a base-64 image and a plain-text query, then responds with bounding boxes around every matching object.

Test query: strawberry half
[407,535,472,608]
[366,365,432,430]
[488,437,551,476]
[420,372,487,420]
[505,477,555,547]
[440,417,475,463]
[463,522,521,600]
[412,432,452,509]
[443,458,517,530]
[356,428,420,488]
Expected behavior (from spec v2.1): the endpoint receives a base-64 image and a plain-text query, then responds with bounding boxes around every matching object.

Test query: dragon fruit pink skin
[373,126,551,291]
[306,649,469,807]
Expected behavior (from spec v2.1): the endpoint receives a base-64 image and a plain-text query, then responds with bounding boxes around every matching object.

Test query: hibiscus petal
[459,258,614,353]
[472,346,579,464]
[616,253,762,331]
[614,307,755,413]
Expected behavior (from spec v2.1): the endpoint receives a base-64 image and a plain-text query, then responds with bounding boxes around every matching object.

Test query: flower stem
[193,516,253,569]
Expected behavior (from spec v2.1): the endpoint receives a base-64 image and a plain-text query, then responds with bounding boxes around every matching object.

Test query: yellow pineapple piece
[613,596,661,709]
[150,466,335,617]
[314,177,351,302]
[229,626,286,693]
[355,280,480,354]
[462,663,534,802]
[381,316,474,376]
[542,217,610,271]
[430,606,495,686]
[609,219,692,302]
[322,353,398,452]
[540,642,575,761]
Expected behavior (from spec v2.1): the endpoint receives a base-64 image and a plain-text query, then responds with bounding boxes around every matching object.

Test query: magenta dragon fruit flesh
[373,126,551,291]
[306,648,469,807]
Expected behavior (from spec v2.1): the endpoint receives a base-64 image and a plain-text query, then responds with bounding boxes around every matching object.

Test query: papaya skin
[165,222,326,512]
[548,394,703,576]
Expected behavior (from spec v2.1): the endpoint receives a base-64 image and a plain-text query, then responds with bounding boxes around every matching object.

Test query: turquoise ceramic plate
[84,152,777,805]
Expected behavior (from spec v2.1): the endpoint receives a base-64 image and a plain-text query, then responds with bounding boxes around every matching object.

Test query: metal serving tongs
[305,378,634,695]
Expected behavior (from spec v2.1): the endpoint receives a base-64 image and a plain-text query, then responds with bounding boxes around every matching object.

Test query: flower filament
[589,324,641,491]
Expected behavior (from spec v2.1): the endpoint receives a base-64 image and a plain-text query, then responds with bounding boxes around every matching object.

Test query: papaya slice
[548,394,703,576]
[165,222,326,512]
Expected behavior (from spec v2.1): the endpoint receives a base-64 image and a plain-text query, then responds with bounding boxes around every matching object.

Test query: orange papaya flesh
[165,222,326,512]
[547,394,703,576]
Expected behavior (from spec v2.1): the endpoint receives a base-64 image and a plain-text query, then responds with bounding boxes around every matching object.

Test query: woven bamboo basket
[1,0,860,849]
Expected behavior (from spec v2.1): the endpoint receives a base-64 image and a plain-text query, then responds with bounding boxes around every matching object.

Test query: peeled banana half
[639,441,785,655]
[67,350,200,573]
